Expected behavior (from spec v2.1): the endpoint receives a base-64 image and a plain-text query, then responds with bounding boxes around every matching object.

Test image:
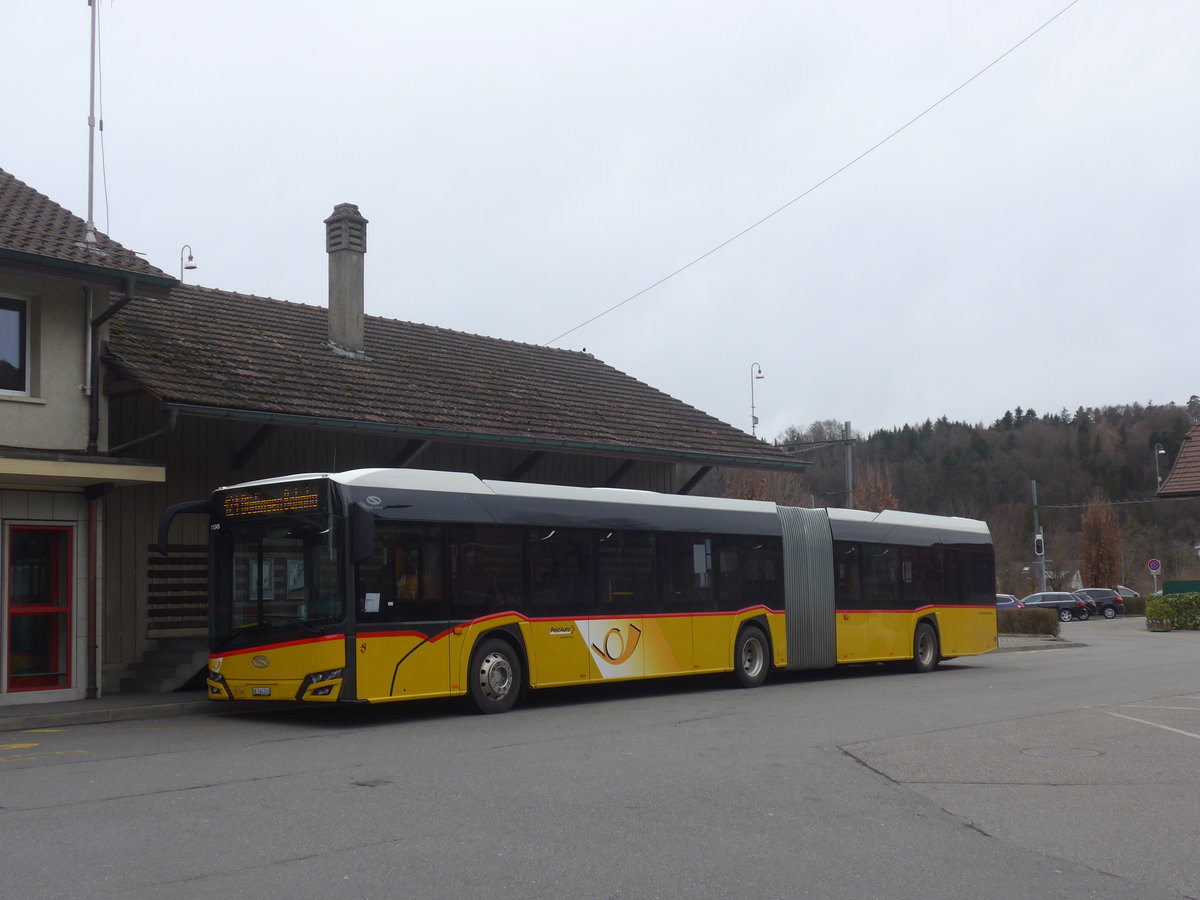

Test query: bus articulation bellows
[161,469,997,714]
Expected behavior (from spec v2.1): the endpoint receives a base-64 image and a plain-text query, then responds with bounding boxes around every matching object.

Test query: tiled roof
[1159,424,1200,497]
[107,285,799,468]
[0,167,171,281]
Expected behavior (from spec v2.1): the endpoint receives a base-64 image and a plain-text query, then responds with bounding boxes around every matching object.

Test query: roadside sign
[1148,558,1161,573]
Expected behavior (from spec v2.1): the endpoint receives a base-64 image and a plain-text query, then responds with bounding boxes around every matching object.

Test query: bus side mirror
[156,500,211,555]
[351,503,375,563]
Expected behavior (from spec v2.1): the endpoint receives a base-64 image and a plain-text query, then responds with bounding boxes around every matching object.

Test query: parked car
[1114,585,1141,600]
[1075,587,1126,619]
[1073,591,1100,617]
[995,594,1023,609]
[1020,591,1091,621]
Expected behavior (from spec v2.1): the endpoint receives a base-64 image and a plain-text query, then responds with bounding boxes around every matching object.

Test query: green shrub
[997,608,1060,636]
[1145,593,1200,631]
[1146,596,1173,631]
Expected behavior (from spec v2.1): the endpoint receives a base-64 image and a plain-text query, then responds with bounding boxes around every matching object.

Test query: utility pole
[85,0,99,244]
[1031,480,1046,592]
[844,421,854,509]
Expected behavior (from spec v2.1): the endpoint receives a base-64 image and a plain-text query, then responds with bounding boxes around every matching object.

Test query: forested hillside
[711,399,1200,596]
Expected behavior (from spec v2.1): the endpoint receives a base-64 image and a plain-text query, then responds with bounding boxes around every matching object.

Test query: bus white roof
[219,469,987,537]
[222,468,779,516]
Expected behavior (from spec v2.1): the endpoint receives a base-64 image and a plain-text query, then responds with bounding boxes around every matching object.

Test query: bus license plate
[251,687,272,697]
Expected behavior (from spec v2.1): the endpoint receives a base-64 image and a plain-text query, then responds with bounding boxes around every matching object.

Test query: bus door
[936,548,961,656]
[955,547,999,654]
[355,526,450,701]
[588,530,652,683]
[651,534,706,677]
[832,541,871,661]
[525,528,593,687]
[901,546,950,655]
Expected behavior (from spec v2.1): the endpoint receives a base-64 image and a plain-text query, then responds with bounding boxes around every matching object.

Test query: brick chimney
[325,203,368,356]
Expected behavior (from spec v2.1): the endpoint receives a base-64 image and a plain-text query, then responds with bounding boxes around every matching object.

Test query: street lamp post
[750,363,764,437]
[179,244,198,281]
[1154,443,1167,487]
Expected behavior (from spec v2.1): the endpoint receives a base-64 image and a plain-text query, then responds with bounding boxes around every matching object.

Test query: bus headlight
[296,668,344,700]
[206,668,231,699]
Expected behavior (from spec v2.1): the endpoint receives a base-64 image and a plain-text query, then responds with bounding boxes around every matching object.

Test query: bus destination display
[221,483,323,519]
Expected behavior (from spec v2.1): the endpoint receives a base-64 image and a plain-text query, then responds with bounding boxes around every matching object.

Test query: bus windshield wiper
[256,614,324,635]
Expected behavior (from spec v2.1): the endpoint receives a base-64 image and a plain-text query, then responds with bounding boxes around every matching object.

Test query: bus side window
[357,525,445,622]
[833,541,862,608]
[959,547,996,605]
[657,533,713,611]
[862,544,898,607]
[713,536,782,611]
[529,528,593,616]
[593,530,654,614]
[941,549,960,604]
[450,525,523,618]
[900,546,944,608]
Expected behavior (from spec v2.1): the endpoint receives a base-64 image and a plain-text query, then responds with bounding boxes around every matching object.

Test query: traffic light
[1033,534,1045,557]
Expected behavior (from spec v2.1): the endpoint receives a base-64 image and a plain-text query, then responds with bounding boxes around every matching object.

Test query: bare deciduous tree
[1080,493,1122,587]
[856,462,898,512]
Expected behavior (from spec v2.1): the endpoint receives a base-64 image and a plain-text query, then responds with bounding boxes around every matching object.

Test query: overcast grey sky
[4,1,1197,439]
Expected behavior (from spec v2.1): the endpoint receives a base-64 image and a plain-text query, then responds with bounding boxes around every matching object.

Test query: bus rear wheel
[468,638,523,714]
[912,622,939,673]
[734,625,769,688]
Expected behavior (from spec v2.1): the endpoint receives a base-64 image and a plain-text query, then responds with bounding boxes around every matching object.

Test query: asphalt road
[1,617,1197,900]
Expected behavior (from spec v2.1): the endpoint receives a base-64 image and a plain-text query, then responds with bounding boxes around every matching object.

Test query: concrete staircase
[117,637,209,694]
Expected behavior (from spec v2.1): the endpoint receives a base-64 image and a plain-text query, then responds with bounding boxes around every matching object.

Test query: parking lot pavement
[0,632,1101,732]
[0,691,218,733]
[843,692,1200,899]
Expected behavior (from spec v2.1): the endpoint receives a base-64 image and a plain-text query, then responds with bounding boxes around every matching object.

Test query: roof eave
[0,247,177,292]
[162,402,810,472]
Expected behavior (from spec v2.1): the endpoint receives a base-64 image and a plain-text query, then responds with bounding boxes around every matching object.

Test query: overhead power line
[1041,495,1199,511]
[544,0,1083,347]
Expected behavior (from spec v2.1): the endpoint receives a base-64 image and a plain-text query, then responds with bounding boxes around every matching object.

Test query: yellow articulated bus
[160,469,996,714]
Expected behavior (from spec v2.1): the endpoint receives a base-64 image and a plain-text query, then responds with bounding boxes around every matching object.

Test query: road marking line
[1108,711,1200,740]
[1122,704,1200,711]
[0,749,89,764]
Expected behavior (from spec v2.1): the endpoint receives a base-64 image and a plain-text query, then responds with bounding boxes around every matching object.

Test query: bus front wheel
[912,622,939,673]
[734,625,769,688]
[468,638,523,714]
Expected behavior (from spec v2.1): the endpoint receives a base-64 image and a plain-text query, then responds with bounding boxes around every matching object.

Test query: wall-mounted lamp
[180,244,198,281]
[1155,443,1167,487]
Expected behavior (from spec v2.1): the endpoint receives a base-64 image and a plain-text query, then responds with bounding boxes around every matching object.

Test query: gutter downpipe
[87,277,138,453]
[83,482,112,700]
[83,274,138,699]
[107,407,179,456]
[87,493,97,699]
[87,275,139,455]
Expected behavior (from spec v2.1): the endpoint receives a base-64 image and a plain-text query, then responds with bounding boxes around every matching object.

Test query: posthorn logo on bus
[590,623,642,665]
[251,656,270,669]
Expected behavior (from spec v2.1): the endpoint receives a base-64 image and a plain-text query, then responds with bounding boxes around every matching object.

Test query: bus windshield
[212,516,344,653]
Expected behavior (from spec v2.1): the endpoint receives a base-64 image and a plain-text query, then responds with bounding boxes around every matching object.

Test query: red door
[6,526,72,692]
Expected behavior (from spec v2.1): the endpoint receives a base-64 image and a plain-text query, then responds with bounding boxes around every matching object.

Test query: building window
[0,297,28,394]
